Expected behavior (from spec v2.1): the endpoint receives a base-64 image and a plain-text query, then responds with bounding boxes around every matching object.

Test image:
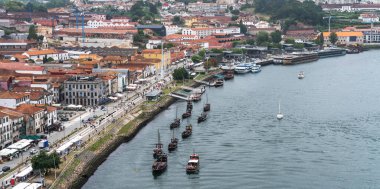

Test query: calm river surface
[83,50,380,189]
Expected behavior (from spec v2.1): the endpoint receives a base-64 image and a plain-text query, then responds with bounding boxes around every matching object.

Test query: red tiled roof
[0,91,29,99]
[0,63,45,71]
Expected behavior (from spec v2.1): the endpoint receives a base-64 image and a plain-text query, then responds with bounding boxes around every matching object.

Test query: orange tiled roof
[323,32,364,37]
[16,104,44,115]
[24,49,65,56]
[0,91,29,99]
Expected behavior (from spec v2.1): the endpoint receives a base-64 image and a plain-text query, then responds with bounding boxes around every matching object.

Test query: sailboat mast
[176,107,178,118]
[158,129,161,144]
[278,101,281,114]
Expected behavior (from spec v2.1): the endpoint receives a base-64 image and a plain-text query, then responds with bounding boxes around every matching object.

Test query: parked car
[2,166,10,172]
[30,149,38,155]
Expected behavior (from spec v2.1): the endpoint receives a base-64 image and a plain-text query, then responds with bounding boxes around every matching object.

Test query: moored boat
[197,112,208,123]
[214,79,224,87]
[186,153,200,174]
[152,153,167,175]
[182,124,192,138]
[224,70,234,80]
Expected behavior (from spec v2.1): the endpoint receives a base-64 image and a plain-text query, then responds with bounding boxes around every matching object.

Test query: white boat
[298,71,304,79]
[234,66,250,74]
[251,64,261,73]
[277,101,283,120]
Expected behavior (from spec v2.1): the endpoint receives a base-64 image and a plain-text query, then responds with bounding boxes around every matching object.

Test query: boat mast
[176,106,178,119]
[158,129,161,144]
[278,101,281,114]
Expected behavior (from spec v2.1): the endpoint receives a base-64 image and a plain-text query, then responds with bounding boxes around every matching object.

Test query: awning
[115,93,123,97]
[108,97,118,100]
[56,141,73,154]
[15,166,33,178]
[12,182,31,189]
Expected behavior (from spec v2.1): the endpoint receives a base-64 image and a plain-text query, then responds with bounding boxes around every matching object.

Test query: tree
[172,16,184,26]
[27,25,38,40]
[191,55,202,63]
[210,48,224,53]
[270,30,282,44]
[198,49,206,58]
[31,151,61,175]
[329,32,338,45]
[204,58,217,70]
[231,15,239,21]
[256,31,270,46]
[231,9,240,15]
[239,20,247,34]
[245,39,255,45]
[293,43,304,49]
[47,57,54,62]
[315,33,324,46]
[172,67,189,80]
[284,38,295,44]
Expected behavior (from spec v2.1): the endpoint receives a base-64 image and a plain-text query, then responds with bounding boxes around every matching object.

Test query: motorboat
[234,65,250,74]
[224,70,234,80]
[214,79,224,87]
[298,71,304,79]
[203,94,210,112]
[186,153,200,174]
[251,64,261,73]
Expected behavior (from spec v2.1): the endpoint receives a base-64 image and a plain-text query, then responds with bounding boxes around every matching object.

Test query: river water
[83,50,380,189]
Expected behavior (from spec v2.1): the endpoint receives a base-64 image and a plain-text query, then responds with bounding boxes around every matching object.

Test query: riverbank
[52,72,217,189]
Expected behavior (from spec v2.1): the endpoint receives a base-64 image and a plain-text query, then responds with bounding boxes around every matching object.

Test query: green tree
[315,33,324,46]
[293,43,304,49]
[172,16,184,26]
[256,31,270,46]
[4,1,25,12]
[172,67,189,80]
[270,30,282,44]
[210,48,224,53]
[27,25,38,40]
[284,38,295,44]
[245,39,255,45]
[31,151,61,175]
[47,57,54,62]
[329,32,338,45]
[231,9,240,15]
[191,55,202,63]
[198,49,206,58]
[231,15,239,21]
[239,20,247,34]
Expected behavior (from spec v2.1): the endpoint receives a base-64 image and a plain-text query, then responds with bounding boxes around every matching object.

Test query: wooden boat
[182,124,192,138]
[153,130,163,159]
[197,112,207,123]
[224,70,234,80]
[186,100,193,111]
[203,94,210,112]
[168,130,178,152]
[152,153,167,175]
[186,152,200,174]
[182,111,191,119]
[170,107,181,129]
[214,79,224,87]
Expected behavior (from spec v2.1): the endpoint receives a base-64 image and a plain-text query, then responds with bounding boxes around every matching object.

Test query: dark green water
[83,50,380,189]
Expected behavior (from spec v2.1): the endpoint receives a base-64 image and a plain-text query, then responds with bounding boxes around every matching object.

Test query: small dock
[169,93,190,101]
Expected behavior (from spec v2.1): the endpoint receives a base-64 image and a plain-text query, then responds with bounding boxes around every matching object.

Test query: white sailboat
[277,101,284,120]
